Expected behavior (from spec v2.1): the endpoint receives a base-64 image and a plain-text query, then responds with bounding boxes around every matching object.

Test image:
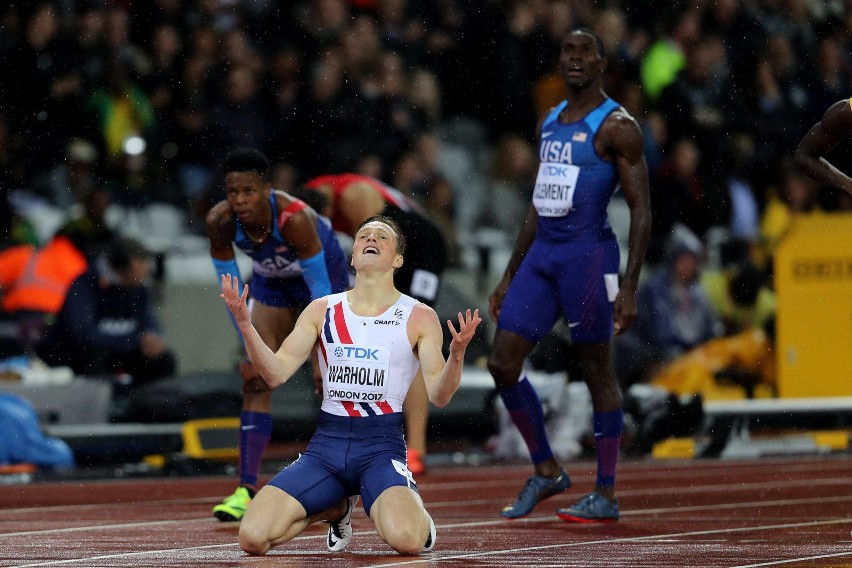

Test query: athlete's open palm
[447,309,482,355]
[220,274,252,331]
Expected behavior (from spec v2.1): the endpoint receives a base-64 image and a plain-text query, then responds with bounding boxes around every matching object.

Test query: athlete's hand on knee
[220,274,252,330]
[447,309,482,354]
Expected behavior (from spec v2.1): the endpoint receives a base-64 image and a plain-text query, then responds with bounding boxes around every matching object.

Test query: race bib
[325,344,390,403]
[532,162,580,217]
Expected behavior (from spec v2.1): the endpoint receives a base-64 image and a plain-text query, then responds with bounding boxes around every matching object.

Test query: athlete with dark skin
[206,149,347,522]
[487,28,651,521]
[794,98,852,196]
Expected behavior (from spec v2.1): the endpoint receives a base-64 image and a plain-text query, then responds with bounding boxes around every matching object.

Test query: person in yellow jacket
[649,317,776,401]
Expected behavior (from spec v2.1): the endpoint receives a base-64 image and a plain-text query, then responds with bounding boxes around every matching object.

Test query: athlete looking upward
[219,215,481,555]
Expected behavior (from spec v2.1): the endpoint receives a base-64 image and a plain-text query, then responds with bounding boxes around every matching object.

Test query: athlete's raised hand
[447,309,482,355]
[220,273,252,331]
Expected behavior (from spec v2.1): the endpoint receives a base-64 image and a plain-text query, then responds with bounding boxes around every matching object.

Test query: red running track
[2,455,852,567]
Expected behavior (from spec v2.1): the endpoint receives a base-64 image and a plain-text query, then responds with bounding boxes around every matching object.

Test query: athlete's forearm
[240,324,297,388]
[422,309,480,407]
[622,204,651,291]
[428,350,464,408]
[212,257,245,338]
[798,156,852,195]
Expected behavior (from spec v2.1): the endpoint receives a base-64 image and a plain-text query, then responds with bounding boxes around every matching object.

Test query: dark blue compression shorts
[266,411,417,516]
[497,238,620,344]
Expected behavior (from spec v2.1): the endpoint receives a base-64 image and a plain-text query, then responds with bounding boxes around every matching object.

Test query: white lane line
[729,551,852,568]
[9,544,239,568]
[0,518,216,538]
[6,498,852,566]
[0,497,221,516]
[360,518,852,568]
[424,476,852,510]
[11,492,845,540]
[3,477,851,537]
[6,463,849,518]
[421,460,852,491]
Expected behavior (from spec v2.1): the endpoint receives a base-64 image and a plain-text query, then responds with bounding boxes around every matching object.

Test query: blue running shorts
[249,270,348,308]
[266,411,416,516]
[497,238,620,344]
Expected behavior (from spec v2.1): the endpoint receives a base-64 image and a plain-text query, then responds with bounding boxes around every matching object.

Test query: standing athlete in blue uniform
[206,148,349,522]
[218,215,481,555]
[487,28,651,522]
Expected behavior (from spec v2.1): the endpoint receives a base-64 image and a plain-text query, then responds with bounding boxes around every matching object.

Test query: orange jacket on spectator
[0,236,88,314]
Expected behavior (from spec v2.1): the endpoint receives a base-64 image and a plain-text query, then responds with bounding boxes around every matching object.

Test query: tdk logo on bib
[542,164,573,176]
[334,346,380,360]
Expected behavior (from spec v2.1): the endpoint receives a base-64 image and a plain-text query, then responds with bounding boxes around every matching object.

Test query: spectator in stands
[481,133,536,236]
[648,316,776,401]
[487,1,544,137]
[804,36,849,122]
[209,64,269,162]
[172,52,217,224]
[408,67,444,129]
[594,7,646,93]
[722,134,761,245]
[701,0,764,96]
[0,235,88,358]
[1,188,40,250]
[758,161,823,266]
[370,51,431,167]
[266,43,304,166]
[1,3,82,184]
[43,138,99,210]
[409,132,460,264]
[144,22,183,146]
[37,238,176,383]
[85,59,158,176]
[639,8,700,102]
[0,114,26,193]
[701,258,776,336]
[648,137,729,264]
[55,187,118,263]
[657,34,737,175]
[749,34,810,190]
[289,57,375,177]
[614,226,721,389]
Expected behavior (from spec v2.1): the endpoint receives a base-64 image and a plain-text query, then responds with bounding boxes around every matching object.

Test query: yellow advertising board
[774,214,852,397]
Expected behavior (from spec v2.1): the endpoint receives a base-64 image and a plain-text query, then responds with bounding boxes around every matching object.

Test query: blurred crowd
[1,0,852,397]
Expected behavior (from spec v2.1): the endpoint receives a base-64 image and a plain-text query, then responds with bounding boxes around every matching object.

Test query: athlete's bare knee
[239,525,270,556]
[487,355,521,389]
[383,524,424,556]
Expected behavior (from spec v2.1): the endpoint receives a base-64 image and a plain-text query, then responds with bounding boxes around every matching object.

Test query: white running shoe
[327,496,359,552]
[422,512,436,553]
